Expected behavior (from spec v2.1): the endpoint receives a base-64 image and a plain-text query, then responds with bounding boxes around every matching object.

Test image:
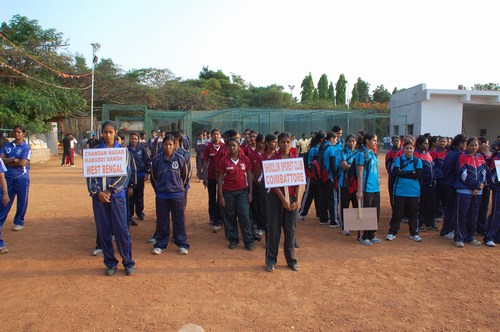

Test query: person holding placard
[454,137,487,248]
[216,136,254,251]
[151,134,190,255]
[484,144,500,247]
[265,132,300,272]
[338,134,359,235]
[355,133,381,246]
[87,121,135,276]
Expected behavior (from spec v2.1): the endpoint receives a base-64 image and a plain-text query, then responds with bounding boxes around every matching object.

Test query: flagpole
[90,43,100,135]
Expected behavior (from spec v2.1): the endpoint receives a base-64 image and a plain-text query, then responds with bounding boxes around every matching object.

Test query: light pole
[90,43,100,135]
[288,85,295,108]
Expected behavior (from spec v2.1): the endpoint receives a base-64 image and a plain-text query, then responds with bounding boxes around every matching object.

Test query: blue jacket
[455,151,486,194]
[414,149,434,187]
[392,155,422,197]
[338,147,357,188]
[322,141,337,181]
[355,146,379,193]
[151,151,188,196]
[441,148,463,187]
[175,147,192,188]
[127,144,150,179]
[87,142,131,198]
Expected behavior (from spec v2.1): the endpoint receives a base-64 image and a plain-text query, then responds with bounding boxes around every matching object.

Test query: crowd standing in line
[1,122,499,276]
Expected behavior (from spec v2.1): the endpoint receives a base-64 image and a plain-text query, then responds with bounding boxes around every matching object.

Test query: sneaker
[179,247,189,255]
[12,224,24,231]
[410,235,422,242]
[442,232,454,240]
[92,248,103,256]
[465,239,481,246]
[329,223,340,228]
[152,247,164,255]
[228,243,237,249]
[105,266,117,276]
[342,230,350,236]
[319,221,329,225]
[212,225,221,233]
[245,244,255,251]
[147,237,157,244]
[294,241,300,248]
[138,214,145,221]
[358,239,373,246]
[70,165,75,167]
[256,230,265,237]
[299,215,305,221]
[130,220,138,226]
[386,234,397,241]
[371,237,382,244]
[125,266,135,276]
[0,246,9,254]
[455,241,464,248]
[265,264,275,272]
[288,263,300,271]
[485,240,496,247]
[427,225,439,231]
[419,226,426,232]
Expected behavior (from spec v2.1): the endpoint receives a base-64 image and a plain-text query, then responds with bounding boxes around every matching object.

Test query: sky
[1,0,499,98]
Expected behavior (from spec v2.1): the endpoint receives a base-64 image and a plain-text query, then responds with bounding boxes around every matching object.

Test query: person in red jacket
[216,136,254,251]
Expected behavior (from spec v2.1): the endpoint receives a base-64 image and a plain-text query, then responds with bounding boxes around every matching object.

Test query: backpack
[345,149,370,194]
[308,144,332,183]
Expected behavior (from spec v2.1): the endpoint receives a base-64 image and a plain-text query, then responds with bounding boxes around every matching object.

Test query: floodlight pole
[288,85,295,108]
[90,43,100,135]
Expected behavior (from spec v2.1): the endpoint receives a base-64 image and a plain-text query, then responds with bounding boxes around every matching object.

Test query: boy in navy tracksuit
[484,150,500,247]
[151,134,190,255]
[127,132,151,223]
[454,138,486,247]
[87,121,135,276]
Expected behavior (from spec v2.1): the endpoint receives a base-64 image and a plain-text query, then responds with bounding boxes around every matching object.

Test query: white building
[389,84,500,141]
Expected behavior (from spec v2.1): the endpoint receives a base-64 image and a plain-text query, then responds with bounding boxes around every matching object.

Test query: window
[407,124,414,136]
[393,125,399,136]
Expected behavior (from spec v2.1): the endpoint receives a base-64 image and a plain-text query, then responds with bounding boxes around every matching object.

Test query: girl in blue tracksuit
[127,132,150,224]
[355,133,381,246]
[454,137,486,248]
[0,125,31,232]
[386,141,423,241]
[440,134,467,238]
[151,134,190,255]
[87,121,135,276]
[338,134,359,234]
[484,148,500,247]
[299,131,325,220]
[320,131,339,227]
[355,133,380,246]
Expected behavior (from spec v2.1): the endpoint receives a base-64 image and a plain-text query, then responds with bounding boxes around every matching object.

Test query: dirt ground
[0,153,498,332]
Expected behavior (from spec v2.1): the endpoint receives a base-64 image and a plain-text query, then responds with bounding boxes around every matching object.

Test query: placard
[495,160,500,181]
[82,148,128,178]
[262,158,306,189]
[343,207,378,231]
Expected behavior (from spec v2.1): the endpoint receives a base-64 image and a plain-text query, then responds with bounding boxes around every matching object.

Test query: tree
[472,83,499,91]
[317,74,329,100]
[328,82,335,104]
[355,77,371,103]
[392,87,398,94]
[372,84,391,104]
[300,73,315,102]
[126,68,175,88]
[335,74,347,106]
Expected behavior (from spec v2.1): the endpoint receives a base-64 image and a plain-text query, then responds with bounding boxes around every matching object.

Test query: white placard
[262,158,307,189]
[82,148,128,178]
[495,160,500,181]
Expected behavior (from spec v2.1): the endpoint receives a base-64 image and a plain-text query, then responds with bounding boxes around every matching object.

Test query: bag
[345,149,370,194]
[308,145,331,182]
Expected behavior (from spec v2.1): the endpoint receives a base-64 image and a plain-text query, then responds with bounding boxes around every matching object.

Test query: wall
[421,96,462,137]
[463,108,500,141]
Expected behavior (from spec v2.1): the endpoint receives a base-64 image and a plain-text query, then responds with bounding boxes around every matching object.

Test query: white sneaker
[212,225,221,233]
[371,237,382,244]
[455,241,464,248]
[386,234,396,241]
[342,230,350,236]
[466,239,481,246]
[410,235,422,242]
[442,232,454,240]
[299,215,305,221]
[152,247,164,255]
[92,248,103,256]
[485,240,496,247]
[12,225,24,231]
[179,247,189,255]
[358,239,372,246]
